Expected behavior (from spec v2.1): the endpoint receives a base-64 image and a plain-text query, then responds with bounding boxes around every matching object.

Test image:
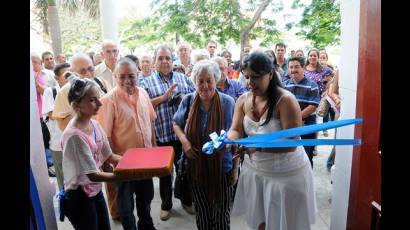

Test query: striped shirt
[283,76,320,123]
[216,79,247,101]
[141,71,195,143]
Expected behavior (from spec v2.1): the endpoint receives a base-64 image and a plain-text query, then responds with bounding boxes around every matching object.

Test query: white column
[30,59,57,230]
[330,0,361,229]
[99,0,118,43]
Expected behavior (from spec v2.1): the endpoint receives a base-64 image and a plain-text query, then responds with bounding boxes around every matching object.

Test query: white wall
[330,0,361,229]
[30,59,57,229]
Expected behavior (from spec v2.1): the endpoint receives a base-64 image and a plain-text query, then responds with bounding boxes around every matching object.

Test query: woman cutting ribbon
[228,52,317,230]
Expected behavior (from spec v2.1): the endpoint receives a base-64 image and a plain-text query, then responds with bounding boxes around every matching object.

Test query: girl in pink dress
[60,78,121,230]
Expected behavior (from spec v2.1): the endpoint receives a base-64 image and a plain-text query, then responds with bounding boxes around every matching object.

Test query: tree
[32,0,99,55]
[119,17,175,53]
[58,5,102,54]
[293,0,341,48]
[132,0,283,56]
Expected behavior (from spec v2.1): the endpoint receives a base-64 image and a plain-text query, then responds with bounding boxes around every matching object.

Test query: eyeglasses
[78,66,95,75]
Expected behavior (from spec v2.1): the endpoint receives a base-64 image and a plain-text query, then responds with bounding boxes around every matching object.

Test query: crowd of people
[32,39,341,230]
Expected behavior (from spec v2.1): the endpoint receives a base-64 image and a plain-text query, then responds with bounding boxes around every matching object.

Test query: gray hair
[177,41,192,51]
[191,60,221,83]
[191,49,210,64]
[154,44,173,61]
[211,56,228,68]
[101,39,118,51]
[114,57,138,74]
[70,53,92,69]
[30,52,41,63]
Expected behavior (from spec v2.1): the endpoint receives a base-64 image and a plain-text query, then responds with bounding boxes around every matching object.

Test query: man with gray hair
[175,41,193,71]
[52,53,97,131]
[96,58,157,228]
[141,44,196,220]
[95,39,119,90]
[138,53,155,86]
[212,56,247,101]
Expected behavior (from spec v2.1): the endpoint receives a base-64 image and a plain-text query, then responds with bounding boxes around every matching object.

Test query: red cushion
[114,146,174,180]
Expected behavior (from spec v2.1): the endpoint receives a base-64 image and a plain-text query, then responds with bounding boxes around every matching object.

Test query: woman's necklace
[251,94,269,122]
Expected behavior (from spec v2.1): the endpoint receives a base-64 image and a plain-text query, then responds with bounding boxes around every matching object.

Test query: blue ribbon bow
[202,118,363,155]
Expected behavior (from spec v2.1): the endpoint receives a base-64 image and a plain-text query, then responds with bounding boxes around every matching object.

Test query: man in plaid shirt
[141,44,196,221]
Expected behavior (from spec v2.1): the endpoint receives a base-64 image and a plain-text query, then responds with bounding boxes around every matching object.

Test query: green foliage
[58,5,102,55]
[33,0,99,36]
[33,0,50,34]
[134,0,282,49]
[119,17,175,52]
[295,0,340,48]
[60,0,99,19]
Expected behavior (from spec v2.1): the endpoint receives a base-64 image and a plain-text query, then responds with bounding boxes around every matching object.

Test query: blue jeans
[64,189,111,230]
[117,179,156,230]
[45,148,54,167]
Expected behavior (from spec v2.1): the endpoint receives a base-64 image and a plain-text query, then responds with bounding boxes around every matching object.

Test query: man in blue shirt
[141,44,196,220]
[283,57,320,167]
[274,43,288,78]
[212,56,247,101]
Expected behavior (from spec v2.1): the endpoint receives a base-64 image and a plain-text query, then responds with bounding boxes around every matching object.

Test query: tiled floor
[53,129,335,230]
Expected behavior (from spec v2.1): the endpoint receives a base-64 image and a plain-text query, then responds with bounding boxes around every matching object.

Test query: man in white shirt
[94,40,119,90]
[42,63,71,190]
[42,51,56,71]
[206,40,217,58]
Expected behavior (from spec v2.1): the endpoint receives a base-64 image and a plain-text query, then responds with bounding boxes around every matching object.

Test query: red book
[114,146,175,180]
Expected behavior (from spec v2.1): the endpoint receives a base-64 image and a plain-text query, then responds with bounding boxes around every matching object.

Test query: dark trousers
[323,108,336,123]
[117,179,155,230]
[157,140,192,210]
[301,132,316,168]
[64,189,111,230]
[192,173,232,230]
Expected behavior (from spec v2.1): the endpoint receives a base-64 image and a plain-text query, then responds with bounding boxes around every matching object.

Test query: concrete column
[330,0,361,229]
[99,0,118,43]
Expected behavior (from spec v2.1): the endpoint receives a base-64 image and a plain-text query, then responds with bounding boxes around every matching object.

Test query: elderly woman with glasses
[173,60,238,230]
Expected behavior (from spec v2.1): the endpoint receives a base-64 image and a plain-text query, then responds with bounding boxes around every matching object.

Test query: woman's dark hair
[242,51,282,126]
[305,48,323,72]
[68,78,98,104]
[264,49,277,66]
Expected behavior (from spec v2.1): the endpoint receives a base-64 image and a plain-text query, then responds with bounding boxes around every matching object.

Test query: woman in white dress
[228,52,316,230]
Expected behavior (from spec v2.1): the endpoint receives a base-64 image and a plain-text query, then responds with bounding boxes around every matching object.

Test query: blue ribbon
[58,189,65,221]
[202,118,363,154]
